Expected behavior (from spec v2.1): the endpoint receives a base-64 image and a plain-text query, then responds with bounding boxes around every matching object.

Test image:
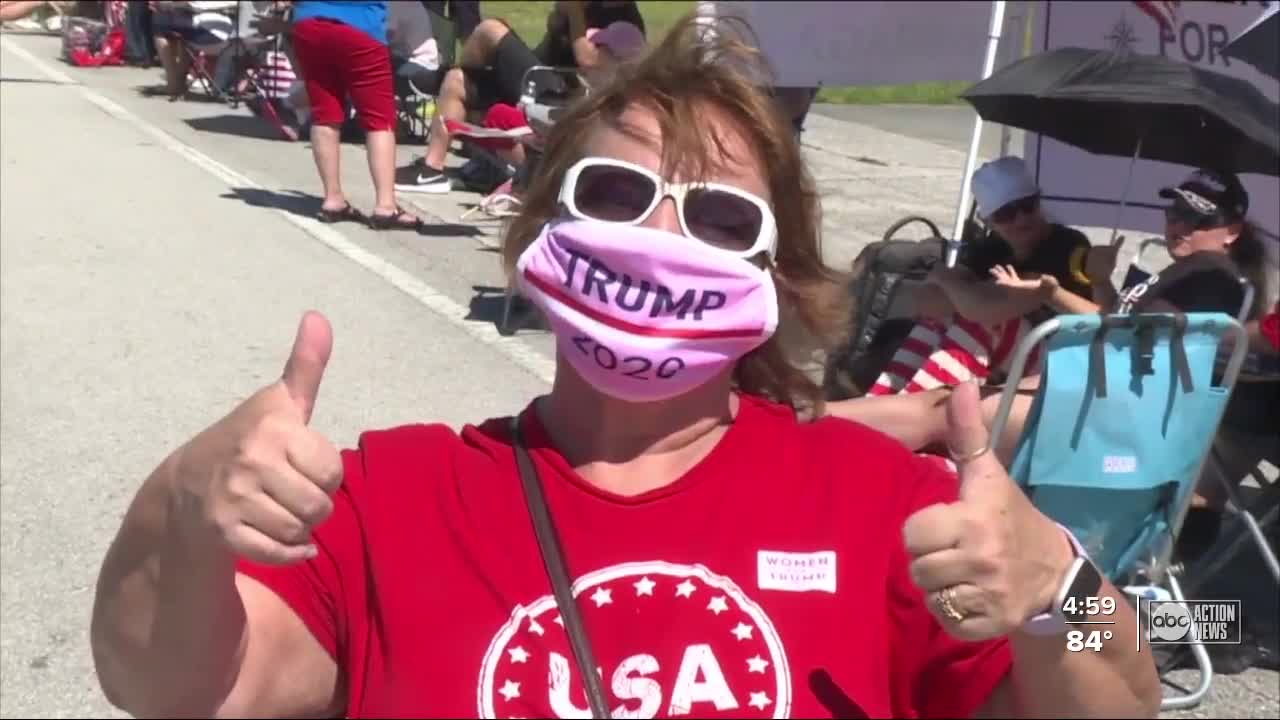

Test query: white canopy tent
[695,0,1024,265]
[696,1,1278,299]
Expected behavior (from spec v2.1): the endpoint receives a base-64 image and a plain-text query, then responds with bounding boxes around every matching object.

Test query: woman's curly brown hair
[502,11,852,418]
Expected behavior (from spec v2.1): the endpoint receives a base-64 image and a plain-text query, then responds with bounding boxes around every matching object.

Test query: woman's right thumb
[280,311,333,423]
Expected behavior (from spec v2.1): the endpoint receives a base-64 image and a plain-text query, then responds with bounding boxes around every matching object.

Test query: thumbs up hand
[172,311,345,566]
[902,382,1076,641]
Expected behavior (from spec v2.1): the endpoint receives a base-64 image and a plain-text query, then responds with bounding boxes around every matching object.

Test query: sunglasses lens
[573,164,657,223]
[684,188,764,253]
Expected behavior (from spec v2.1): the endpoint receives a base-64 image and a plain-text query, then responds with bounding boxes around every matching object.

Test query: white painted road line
[0,36,556,386]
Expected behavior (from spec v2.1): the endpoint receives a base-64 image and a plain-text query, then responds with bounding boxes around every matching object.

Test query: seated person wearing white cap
[824,157,1094,459]
[906,156,1095,327]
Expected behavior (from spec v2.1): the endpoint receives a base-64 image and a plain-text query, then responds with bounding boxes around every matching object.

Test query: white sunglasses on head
[558,156,779,262]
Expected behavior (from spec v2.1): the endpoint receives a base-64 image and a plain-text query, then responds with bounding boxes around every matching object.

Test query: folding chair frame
[1207,279,1279,575]
[1179,274,1280,602]
[1195,441,1280,583]
[985,312,1250,711]
[1167,277,1280,591]
[174,37,229,98]
[492,65,584,335]
[395,76,434,142]
[168,4,297,141]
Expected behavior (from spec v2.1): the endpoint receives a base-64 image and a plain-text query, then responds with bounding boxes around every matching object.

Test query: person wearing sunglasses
[989,169,1262,322]
[903,156,1097,327]
[90,14,1159,719]
[886,169,1268,466]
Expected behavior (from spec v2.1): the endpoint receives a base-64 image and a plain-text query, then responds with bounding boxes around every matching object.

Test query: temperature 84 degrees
[1066,628,1114,653]
[1063,595,1116,653]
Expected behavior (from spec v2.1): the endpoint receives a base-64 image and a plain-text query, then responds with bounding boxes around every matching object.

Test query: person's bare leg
[173,40,192,91]
[309,124,346,212]
[495,144,526,167]
[414,17,510,171]
[155,36,184,95]
[979,376,1041,466]
[0,0,47,22]
[423,68,469,171]
[825,376,1039,464]
[365,129,402,216]
[458,18,512,67]
[824,387,952,451]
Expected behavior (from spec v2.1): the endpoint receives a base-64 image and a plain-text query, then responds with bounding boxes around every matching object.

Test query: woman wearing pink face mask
[89,14,1159,719]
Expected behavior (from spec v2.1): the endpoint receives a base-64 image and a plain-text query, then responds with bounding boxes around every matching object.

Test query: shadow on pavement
[418,221,484,238]
[135,84,224,104]
[0,76,73,85]
[222,187,490,239]
[468,285,543,336]
[221,186,323,220]
[186,113,288,142]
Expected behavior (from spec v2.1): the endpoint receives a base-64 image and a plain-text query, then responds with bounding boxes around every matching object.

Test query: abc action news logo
[1147,600,1243,644]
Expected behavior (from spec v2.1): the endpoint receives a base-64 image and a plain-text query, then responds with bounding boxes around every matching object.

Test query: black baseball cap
[1158,169,1249,224]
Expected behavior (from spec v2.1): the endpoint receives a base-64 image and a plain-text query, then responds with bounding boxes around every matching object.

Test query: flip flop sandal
[369,206,425,231]
[316,203,366,224]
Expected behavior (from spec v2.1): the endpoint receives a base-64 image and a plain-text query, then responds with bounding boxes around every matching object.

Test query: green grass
[815,81,971,106]
[478,1,966,105]
[481,1,693,48]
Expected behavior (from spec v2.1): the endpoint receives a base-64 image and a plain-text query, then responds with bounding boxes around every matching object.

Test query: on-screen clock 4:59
[1062,595,1117,618]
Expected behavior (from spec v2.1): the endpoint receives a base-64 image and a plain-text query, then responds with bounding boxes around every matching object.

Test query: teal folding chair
[986,311,1249,711]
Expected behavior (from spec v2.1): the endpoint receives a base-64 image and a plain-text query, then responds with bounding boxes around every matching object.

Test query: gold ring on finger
[946,441,990,464]
[935,586,967,623]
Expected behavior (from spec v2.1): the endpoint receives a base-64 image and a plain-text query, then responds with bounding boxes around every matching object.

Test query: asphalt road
[810,103,1009,159]
[1,30,1276,720]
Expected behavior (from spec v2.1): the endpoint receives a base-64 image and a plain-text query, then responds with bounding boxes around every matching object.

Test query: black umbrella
[960,46,1280,177]
[1225,4,1278,81]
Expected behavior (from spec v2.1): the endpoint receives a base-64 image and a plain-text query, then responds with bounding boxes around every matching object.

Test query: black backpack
[822,214,993,400]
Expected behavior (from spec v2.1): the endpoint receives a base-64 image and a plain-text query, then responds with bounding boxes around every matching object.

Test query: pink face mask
[515,219,779,402]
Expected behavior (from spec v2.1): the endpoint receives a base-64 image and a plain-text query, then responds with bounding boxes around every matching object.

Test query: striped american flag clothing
[868,313,1043,396]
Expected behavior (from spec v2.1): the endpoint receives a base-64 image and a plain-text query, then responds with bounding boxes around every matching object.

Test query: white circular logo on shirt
[477,561,792,719]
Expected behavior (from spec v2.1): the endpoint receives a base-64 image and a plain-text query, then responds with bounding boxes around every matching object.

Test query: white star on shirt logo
[499,680,522,701]
[748,691,771,710]
[528,618,544,636]
[675,579,696,598]
[707,596,729,615]
[634,576,656,596]
[747,655,770,673]
[553,615,564,627]
[508,646,530,664]
[731,622,754,641]
[590,586,613,607]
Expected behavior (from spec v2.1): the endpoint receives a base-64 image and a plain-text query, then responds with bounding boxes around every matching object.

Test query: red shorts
[291,17,394,131]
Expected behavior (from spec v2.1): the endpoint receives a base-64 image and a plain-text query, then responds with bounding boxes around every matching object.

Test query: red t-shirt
[237,393,1012,718]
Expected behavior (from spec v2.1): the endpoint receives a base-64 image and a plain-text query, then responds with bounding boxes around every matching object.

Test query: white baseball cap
[972,156,1040,219]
